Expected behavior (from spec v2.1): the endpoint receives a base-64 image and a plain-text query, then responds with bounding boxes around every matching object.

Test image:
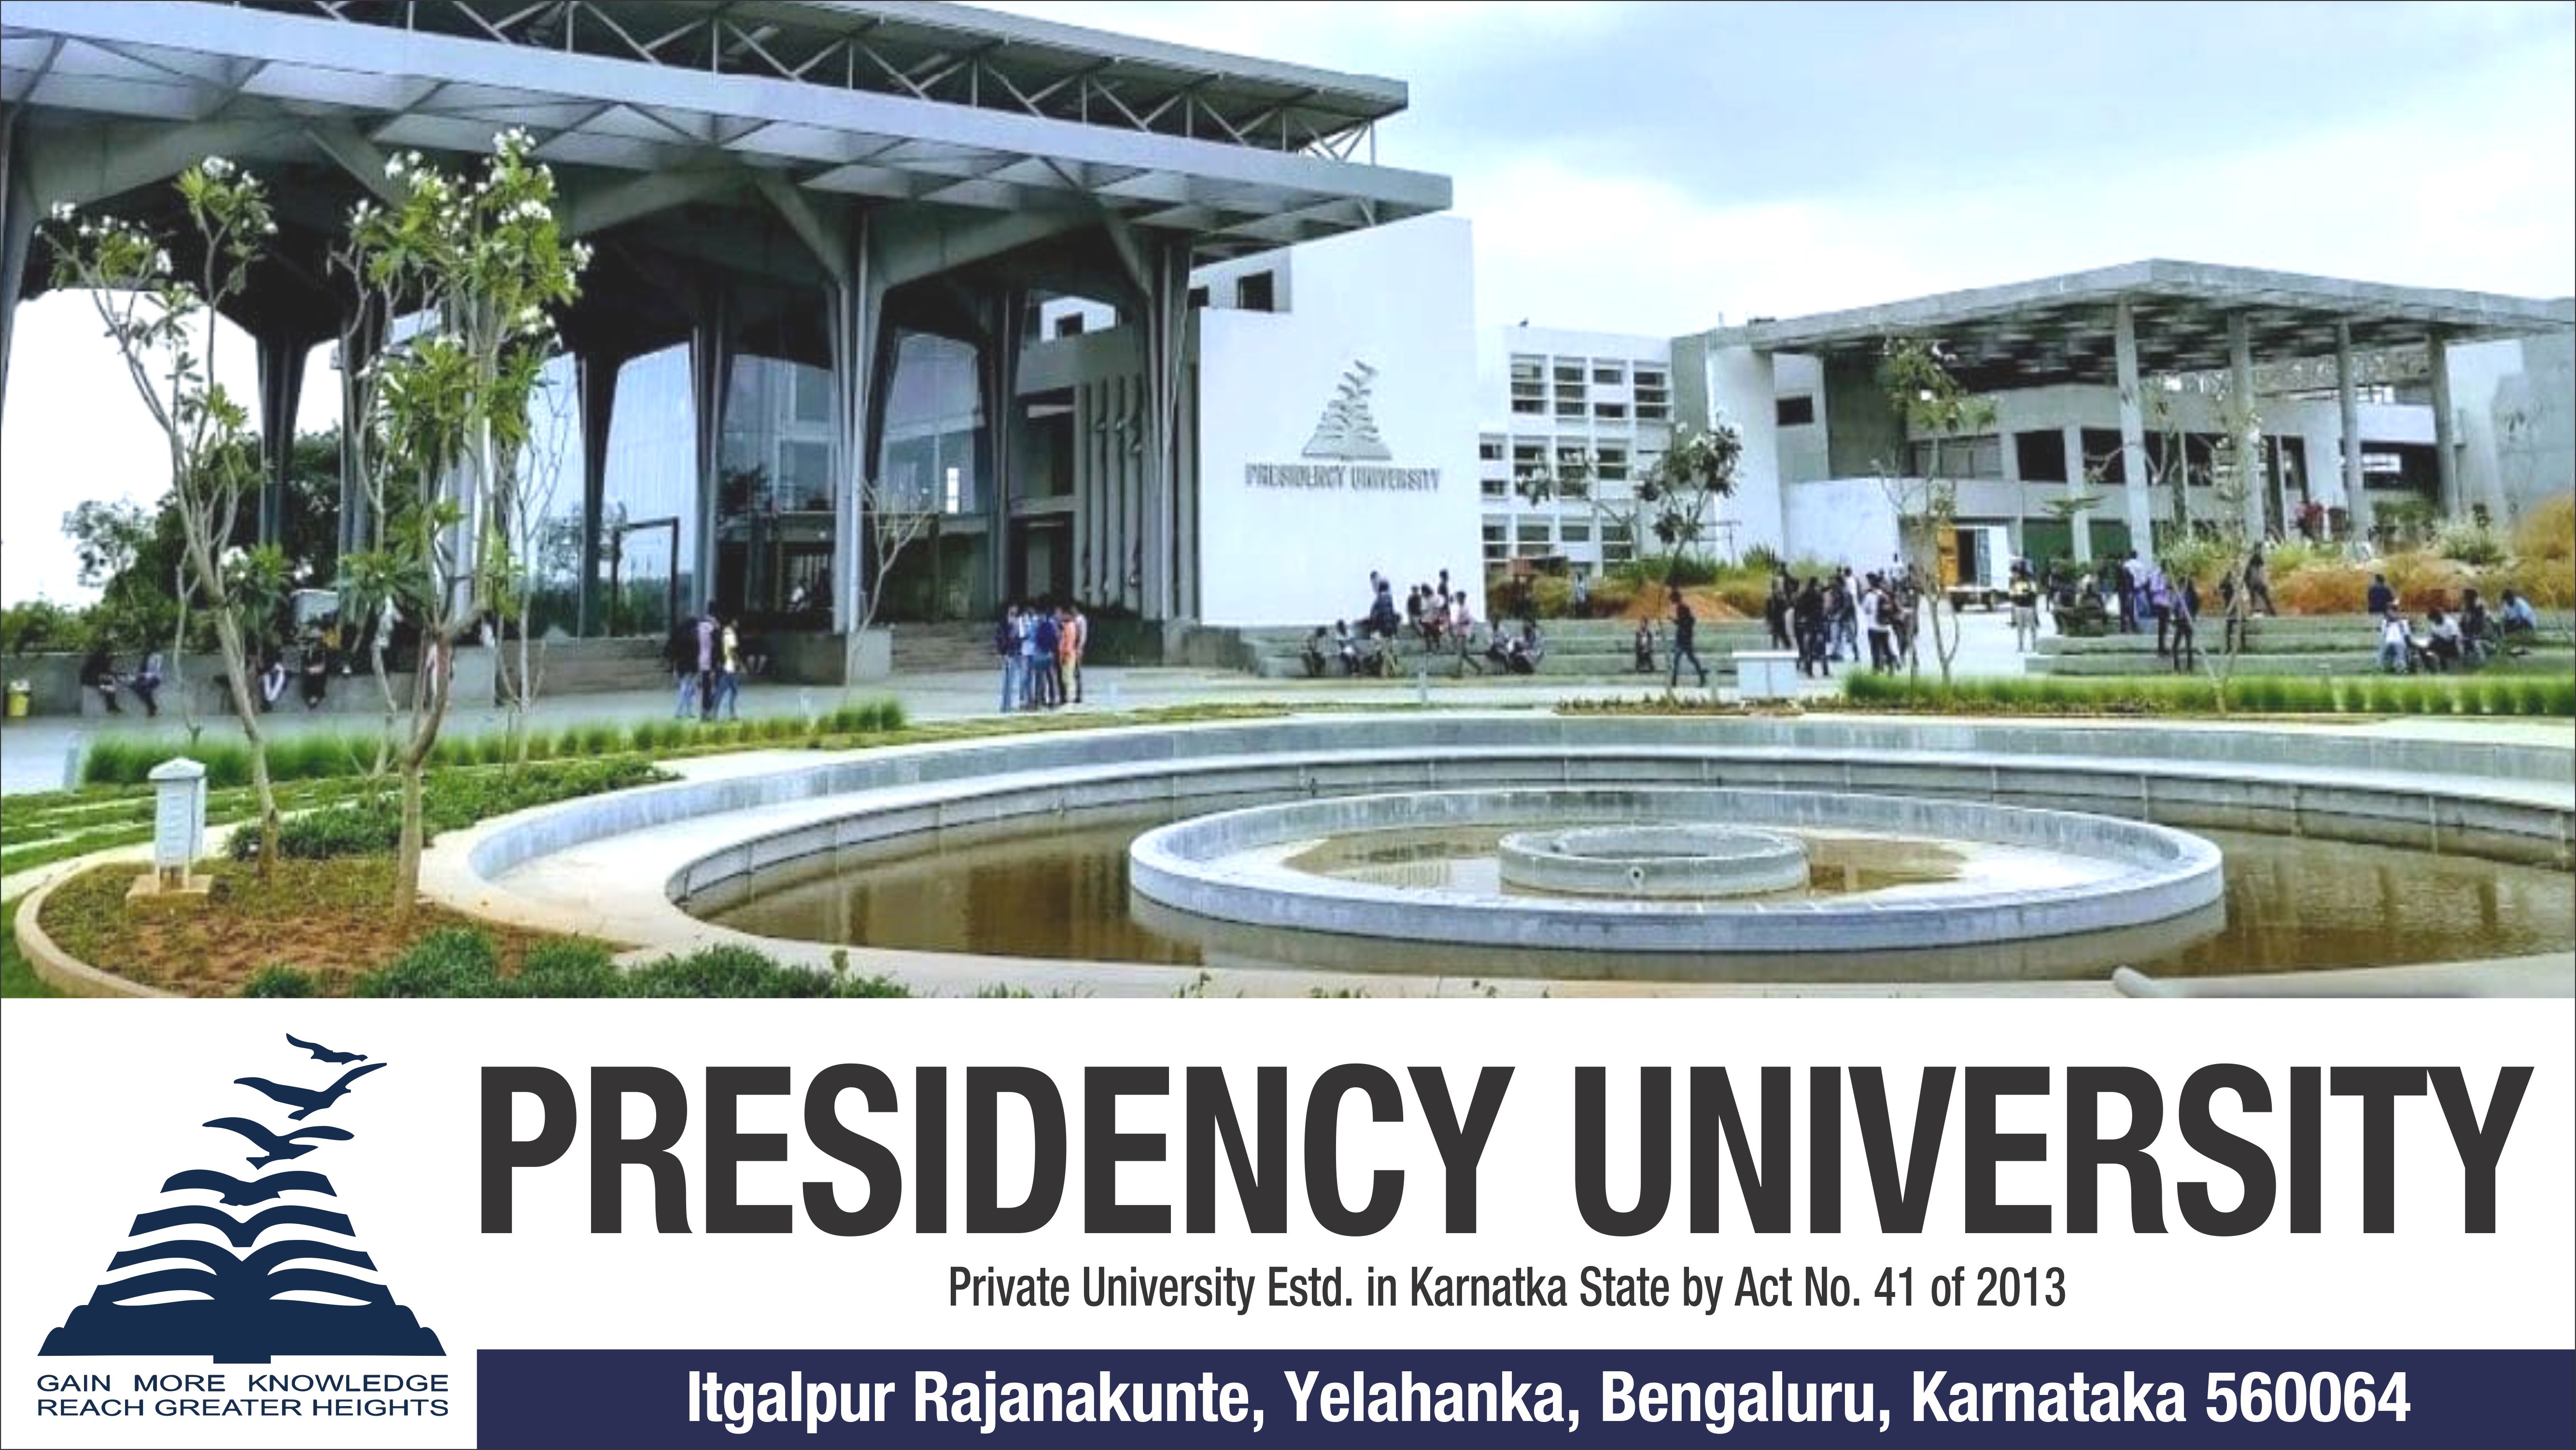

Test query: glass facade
[719,355,839,627]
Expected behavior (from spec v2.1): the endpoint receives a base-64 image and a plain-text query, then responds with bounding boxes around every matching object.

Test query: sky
[6,0,2571,604]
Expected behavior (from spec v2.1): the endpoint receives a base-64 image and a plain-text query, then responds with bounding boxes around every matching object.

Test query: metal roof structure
[1694,259,2576,393]
[1,0,1453,378]
[2,0,1443,249]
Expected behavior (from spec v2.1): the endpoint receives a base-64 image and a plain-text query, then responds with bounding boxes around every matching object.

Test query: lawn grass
[1,896,59,998]
[36,857,601,998]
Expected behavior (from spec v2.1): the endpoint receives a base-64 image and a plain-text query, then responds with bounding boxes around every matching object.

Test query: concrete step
[2030,650,2574,678]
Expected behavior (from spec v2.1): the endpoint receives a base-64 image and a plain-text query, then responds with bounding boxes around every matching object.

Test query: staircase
[1227,619,1778,681]
[889,622,1000,674]
[532,635,673,695]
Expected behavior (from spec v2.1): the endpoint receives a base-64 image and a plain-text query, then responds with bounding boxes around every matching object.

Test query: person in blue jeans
[995,604,1024,711]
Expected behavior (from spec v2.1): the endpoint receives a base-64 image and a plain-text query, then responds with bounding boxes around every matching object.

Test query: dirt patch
[37,858,594,998]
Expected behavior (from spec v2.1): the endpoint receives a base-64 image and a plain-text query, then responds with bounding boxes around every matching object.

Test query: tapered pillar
[2111,299,2152,553]
[1137,236,1191,621]
[0,109,33,429]
[977,288,1026,612]
[2427,331,2458,518]
[254,331,308,549]
[2226,312,2264,540]
[575,350,619,636]
[335,305,382,564]
[826,216,887,669]
[690,285,732,616]
[2060,421,2092,563]
[2336,322,2370,538]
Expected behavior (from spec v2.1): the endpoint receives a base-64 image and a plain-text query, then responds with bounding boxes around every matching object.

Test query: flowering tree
[42,160,290,870]
[334,130,587,911]
[1875,337,1997,692]
[1605,422,1741,588]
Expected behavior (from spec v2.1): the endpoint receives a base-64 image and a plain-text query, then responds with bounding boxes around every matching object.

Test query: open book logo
[1300,360,1394,461]
[39,1034,443,1364]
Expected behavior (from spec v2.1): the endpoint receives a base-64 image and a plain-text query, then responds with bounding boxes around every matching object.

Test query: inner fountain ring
[1498,824,1811,898]
[1127,787,2224,954]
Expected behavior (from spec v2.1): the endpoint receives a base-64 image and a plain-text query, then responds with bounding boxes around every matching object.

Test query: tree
[44,159,289,870]
[854,477,941,653]
[333,130,588,913]
[1601,422,1741,589]
[1874,337,1997,693]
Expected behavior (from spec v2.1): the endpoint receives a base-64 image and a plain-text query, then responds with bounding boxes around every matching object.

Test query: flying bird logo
[234,1061,387,1120]
[284,1033,367,1064]
[39,1034,443,1363]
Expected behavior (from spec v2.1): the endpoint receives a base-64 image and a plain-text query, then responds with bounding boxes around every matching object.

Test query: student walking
[995,604,1024,711]
[1668,599,1707,689]
[1059,603,1087,705]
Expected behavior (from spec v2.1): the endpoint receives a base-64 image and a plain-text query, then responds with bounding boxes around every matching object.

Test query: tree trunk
[394,755,425,920]
[209,602,280,876]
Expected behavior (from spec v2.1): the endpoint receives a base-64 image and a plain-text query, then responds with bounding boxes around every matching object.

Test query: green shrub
[352,929,503,997]
[621,945,841,997]
[231,795,402,861]
[2435,520,2507,568]
[1835,669,2571,718]
[240,964,320,998]
[509,939,621,997]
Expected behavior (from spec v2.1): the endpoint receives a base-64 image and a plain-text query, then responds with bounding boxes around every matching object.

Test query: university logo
[1301,360,1394,461]
[40,1034,444,1365]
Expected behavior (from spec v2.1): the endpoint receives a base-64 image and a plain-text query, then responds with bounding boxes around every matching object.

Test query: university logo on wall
[39,1034,443,1365]
[1301,360,1395,461]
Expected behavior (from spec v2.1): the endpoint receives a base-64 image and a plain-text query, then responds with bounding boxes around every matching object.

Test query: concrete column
[334,305,382,565]
[2060,422,2092,563]
[574,350,619,636]
[1706,345,1784,560]
[254,332,308,550]
[2111,299,2153,553]
[0,108,33,429]
[689,284,731,617]
[1073,381,1096,603]
[1136,236,1191,620]
[2336,321,2370,538]
[979,288,1025,612]
[825,215,885,654]
[2226,311,2264,540]
[2427,331,2458,518]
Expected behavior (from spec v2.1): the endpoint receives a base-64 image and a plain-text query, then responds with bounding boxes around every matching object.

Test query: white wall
[1194,215,1482,627]
[2446,331,2576,523]
[1782,477,1904,574]
[1706,345,1786,560]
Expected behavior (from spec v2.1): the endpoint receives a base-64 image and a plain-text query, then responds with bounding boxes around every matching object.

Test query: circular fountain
[1497,824,1811,898]
[1125,787,2224,955]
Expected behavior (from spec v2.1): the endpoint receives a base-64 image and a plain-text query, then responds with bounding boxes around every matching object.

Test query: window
[1907,434,2003,479]
[1512,441,1547,472]
[1595,445,1629,482]
[1479,436,1505,462]
[791,366,832,425]
[1601,522,1635,563]
[779,441,831,511]
[1235,271,1275,312]
[1594,401,1628,421]
[1775,394,1816,427]
[1054,313,1085,339]
[1482,520,1509,562]
[1560,519,1593,544]
[2080,428,2125,484]
[1553,363,1585,384]
[1516,521,1553,554]
[1186,285,1210,309]
[1592,364,1625,384]
[2014,430,2069,483]
[1482,476,1509,500]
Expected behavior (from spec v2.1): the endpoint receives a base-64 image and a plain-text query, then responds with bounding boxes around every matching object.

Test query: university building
[4,2,2570,657]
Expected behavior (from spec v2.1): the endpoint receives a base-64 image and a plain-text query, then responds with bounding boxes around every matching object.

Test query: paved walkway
[6,609,2565,795]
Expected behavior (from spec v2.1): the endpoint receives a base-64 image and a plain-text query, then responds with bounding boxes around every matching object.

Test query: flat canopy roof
[1696,259,2576,391]
[2,0,1447,256]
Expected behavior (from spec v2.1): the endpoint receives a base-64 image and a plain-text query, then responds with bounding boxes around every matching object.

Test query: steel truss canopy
[1697,259,2576,393]
[1,0,1449,256]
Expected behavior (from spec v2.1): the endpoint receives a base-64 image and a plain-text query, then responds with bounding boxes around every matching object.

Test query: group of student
[79,611,358,718]
[993,600,1088,711]
[667,606,750,721]
[2370,575,2538,673]
[1758,568,1923,679]
[1309,569,1524,677]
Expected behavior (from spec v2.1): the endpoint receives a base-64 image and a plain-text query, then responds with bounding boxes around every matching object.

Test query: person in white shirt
[2378,610,2411,673]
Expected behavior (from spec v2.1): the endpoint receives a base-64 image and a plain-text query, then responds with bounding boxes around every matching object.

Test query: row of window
[1481,517,1635,563]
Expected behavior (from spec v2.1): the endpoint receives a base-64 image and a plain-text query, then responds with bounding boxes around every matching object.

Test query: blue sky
[6,0,2570,603]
